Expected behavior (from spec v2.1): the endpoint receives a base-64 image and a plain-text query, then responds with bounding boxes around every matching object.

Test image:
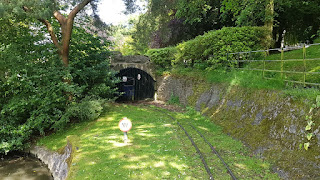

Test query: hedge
[146,46,177,68]
[146,26,271,69]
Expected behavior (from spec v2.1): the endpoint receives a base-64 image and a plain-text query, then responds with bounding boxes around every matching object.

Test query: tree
[128,0,224,53]
[1,0,138,66]
[221,0,320,47]
[24,0,93,67]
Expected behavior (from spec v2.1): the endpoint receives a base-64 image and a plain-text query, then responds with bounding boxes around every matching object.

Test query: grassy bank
[169,67,320,102]
[37,104,279,179]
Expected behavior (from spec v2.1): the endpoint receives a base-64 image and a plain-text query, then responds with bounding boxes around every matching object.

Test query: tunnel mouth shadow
[116,67,155,102]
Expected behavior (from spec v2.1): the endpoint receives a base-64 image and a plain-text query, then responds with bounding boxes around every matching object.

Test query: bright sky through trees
[97,0,145,25]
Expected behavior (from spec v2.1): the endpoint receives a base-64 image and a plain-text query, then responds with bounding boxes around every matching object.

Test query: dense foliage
[146,47,177,69]
[146,26,269,69]
[0,19,117,154]
[175,26,270,68]
[124,0,320,54]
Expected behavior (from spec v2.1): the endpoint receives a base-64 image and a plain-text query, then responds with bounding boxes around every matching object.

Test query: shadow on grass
[48,105,203,179]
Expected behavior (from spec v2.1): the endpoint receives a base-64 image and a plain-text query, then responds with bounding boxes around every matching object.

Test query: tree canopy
[123,0,320,54]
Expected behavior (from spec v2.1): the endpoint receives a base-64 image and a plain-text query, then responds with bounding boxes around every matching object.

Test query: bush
[53,97,105,130]
[0,24,117,154]
[0,64,71,154]
[174,26,271,68]
[146,46,177,68]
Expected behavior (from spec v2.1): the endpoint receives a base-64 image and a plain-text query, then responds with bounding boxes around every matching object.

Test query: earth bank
[156,75,320,179]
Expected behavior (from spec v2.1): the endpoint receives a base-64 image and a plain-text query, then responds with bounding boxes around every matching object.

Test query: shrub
[174,26,271,68]
[53,97,105,130]
[146,46,177,68]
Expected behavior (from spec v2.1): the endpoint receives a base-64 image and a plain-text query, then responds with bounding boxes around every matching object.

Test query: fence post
[248,51,252,70]
[263,50,267,78]
[303,44,306,87]
[281,48,284,78]
[237,52,240,69]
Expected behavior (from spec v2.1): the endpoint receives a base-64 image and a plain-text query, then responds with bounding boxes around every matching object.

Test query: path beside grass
[37,103,279,179]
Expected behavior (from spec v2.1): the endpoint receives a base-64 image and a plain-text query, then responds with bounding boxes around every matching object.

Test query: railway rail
[152,107,237,180]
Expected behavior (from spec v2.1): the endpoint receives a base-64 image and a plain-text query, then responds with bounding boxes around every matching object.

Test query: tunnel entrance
[116,68,155,101]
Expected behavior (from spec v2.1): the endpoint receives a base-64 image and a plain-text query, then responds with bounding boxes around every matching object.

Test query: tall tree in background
[129,0,224,53]
[129,0,320,51]
[221,0,320,47]
[265,0,274,46]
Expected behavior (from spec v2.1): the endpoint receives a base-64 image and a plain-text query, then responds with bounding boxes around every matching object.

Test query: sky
[97,0,145,25]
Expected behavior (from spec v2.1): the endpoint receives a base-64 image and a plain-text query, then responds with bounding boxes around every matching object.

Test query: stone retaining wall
[29,143,72,180]
[157,75,320,179]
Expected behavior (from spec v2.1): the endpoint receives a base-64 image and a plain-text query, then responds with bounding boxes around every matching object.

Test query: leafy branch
[300,95,320,150]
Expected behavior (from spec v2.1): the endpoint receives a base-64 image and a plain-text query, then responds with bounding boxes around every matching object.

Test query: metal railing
[226,43,320,87]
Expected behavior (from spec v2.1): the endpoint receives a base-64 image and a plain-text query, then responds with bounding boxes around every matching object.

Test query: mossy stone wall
[157,75,320,179]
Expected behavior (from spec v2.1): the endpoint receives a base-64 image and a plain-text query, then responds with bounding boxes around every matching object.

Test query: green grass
[171,67,285,90]
[169,44,320,102]
[37,104,279,179]
[245,44,320,83]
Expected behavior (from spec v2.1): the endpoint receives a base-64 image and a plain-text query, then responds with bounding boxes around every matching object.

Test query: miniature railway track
[153,108,237,180]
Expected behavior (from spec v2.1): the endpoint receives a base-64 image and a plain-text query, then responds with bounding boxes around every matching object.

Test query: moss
[65,135,80,168]
[187,80,210,107]
[172,76,320,178]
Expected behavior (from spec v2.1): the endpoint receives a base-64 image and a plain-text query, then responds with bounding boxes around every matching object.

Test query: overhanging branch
[69,0,93,20]
[39,19,61,51]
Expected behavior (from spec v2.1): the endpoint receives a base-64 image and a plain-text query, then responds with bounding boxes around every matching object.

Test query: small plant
[168,93,180,105]
[300,95,320,150]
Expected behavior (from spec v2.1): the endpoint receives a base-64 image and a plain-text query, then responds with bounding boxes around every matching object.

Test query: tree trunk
[265,0,274,47]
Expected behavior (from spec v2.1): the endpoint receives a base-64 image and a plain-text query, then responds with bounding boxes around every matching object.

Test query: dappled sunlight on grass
[135,124,156,129]
[235,163,248,170]
[38,104,280,179]
[197,126,209,131]
[51,105,196,179]
[108,140,133,147]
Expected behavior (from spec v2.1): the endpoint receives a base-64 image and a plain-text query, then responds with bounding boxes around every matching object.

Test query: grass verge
[170,67,320,102]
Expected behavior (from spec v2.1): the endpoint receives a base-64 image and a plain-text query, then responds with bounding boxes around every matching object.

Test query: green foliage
[175,0,222,29]
[168,93,180,105]
[174,26,270,68]
[132,0,320,51]
[284,88,320,102]
[0,55,72,154]
[0,20,116,154]
[53,97,105,131]
[300,95,320,150]
[146,46,177,68]
[221,0,266,27]
[69,26,118,99]
[128,13,158,54]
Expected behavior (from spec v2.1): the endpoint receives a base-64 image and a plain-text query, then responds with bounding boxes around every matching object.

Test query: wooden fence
[226,43,320,87]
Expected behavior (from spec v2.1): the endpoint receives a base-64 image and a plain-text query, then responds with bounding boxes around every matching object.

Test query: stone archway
[110,52,156,80]
[110,52,157,101]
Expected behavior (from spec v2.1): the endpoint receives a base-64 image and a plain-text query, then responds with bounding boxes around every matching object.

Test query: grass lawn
[37,104,279,179]
[245,44,320,83]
